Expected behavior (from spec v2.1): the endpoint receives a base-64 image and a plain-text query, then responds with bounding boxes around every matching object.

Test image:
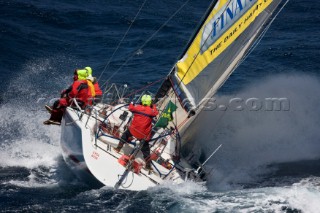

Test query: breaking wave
[0,58,72,187]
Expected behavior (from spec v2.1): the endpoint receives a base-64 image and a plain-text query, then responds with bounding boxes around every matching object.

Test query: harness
[77,82,88,91]
[131,110,156,118]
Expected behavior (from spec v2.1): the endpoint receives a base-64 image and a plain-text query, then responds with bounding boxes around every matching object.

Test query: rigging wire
[163,0,231,110]
[104,0,191,84]
[97,0,148,82]
[171,1,289,166]
[159,0,228,121]
[164,0,222,128]
[168,0,280,129]
[178,0,288,84]
[235,0,289,68]
[173,0,288,111]
[121,76,166,99]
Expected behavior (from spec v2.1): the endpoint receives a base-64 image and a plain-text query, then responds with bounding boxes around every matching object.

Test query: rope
[121,76,166,99]
[98,0,148,82]
[104,76,165,106]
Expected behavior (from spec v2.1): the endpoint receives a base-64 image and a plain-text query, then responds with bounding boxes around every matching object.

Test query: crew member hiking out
[43,68,89,125]
[113,94,158,170]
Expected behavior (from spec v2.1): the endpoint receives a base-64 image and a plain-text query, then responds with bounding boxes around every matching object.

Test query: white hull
[60,111,103,187]
[60,105,193,191]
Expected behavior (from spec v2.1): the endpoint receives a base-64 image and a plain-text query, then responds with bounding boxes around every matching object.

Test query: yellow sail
[177,0,274,85]
[155,0,287,111]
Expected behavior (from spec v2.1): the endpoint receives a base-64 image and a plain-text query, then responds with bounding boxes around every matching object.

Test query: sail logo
[176,0,275,85]
[200,0,257,53]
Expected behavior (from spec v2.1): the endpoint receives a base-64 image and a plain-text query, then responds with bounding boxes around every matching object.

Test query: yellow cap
[77,69,87,80]
[84,67,92,76]
[141,94,152,106]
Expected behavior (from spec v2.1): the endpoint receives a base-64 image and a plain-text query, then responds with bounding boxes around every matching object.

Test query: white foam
[195,74,320,190]
[6,170,59,188]
[288,178,320,211]
[0,58,70,168]
[0,59,67,187]
[144,178,320,212]
[0,104,61,169]
[150,180,207,195]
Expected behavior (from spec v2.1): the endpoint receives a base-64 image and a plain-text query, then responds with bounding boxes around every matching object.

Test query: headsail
[156,0,287,113]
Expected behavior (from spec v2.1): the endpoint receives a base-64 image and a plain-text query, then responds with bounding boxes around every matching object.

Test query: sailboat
[60,0,288,190]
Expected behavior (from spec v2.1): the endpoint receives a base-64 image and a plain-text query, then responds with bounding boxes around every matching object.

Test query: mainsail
[156,0,287,118]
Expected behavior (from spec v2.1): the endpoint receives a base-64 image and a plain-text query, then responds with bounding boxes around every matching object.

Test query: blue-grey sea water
[1,0,320,212]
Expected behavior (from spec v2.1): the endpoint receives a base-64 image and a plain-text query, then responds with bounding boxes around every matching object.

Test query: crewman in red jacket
[114,94,158,170]
[85,66,103,105]
[87,76,103,104]
[43,69,89,125]
[93,77,103,103]
[85,67,95,105]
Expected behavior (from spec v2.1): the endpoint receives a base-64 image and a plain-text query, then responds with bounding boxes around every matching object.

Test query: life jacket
[87,80,96,97]
[68,80,89,106]
[128,103,158,140]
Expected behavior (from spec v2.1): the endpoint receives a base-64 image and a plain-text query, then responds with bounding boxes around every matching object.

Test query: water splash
[149,177,320,212]
[187,74,320,190]
[0,58,72,187]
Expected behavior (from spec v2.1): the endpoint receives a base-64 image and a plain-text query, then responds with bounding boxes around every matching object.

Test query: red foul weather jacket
[94,82,103,96]
[68,80,89,106]
[128,103,158,141]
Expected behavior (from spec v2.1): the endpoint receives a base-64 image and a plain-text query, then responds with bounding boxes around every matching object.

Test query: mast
[155,0,220,102]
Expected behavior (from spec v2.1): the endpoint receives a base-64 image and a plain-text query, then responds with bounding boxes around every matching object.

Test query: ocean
[1,0,320,212]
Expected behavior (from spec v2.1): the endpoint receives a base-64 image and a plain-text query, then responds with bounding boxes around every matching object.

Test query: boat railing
[147,128,177,177]
[68,98,97,121]
[66,98,86,121]
[69,83,156,131]
[95,83,151,144]
[95,104,130,146]
[90,102,183,179]
[69,86,181,178]
[90,84,133,141]
[66,83,131,129]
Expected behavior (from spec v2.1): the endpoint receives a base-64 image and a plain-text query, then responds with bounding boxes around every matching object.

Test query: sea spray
[184,74,320,190]
[0,58,73,187]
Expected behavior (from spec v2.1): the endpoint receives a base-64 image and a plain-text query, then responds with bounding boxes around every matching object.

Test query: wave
[74,177,319,212]
[0,58,75,187]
